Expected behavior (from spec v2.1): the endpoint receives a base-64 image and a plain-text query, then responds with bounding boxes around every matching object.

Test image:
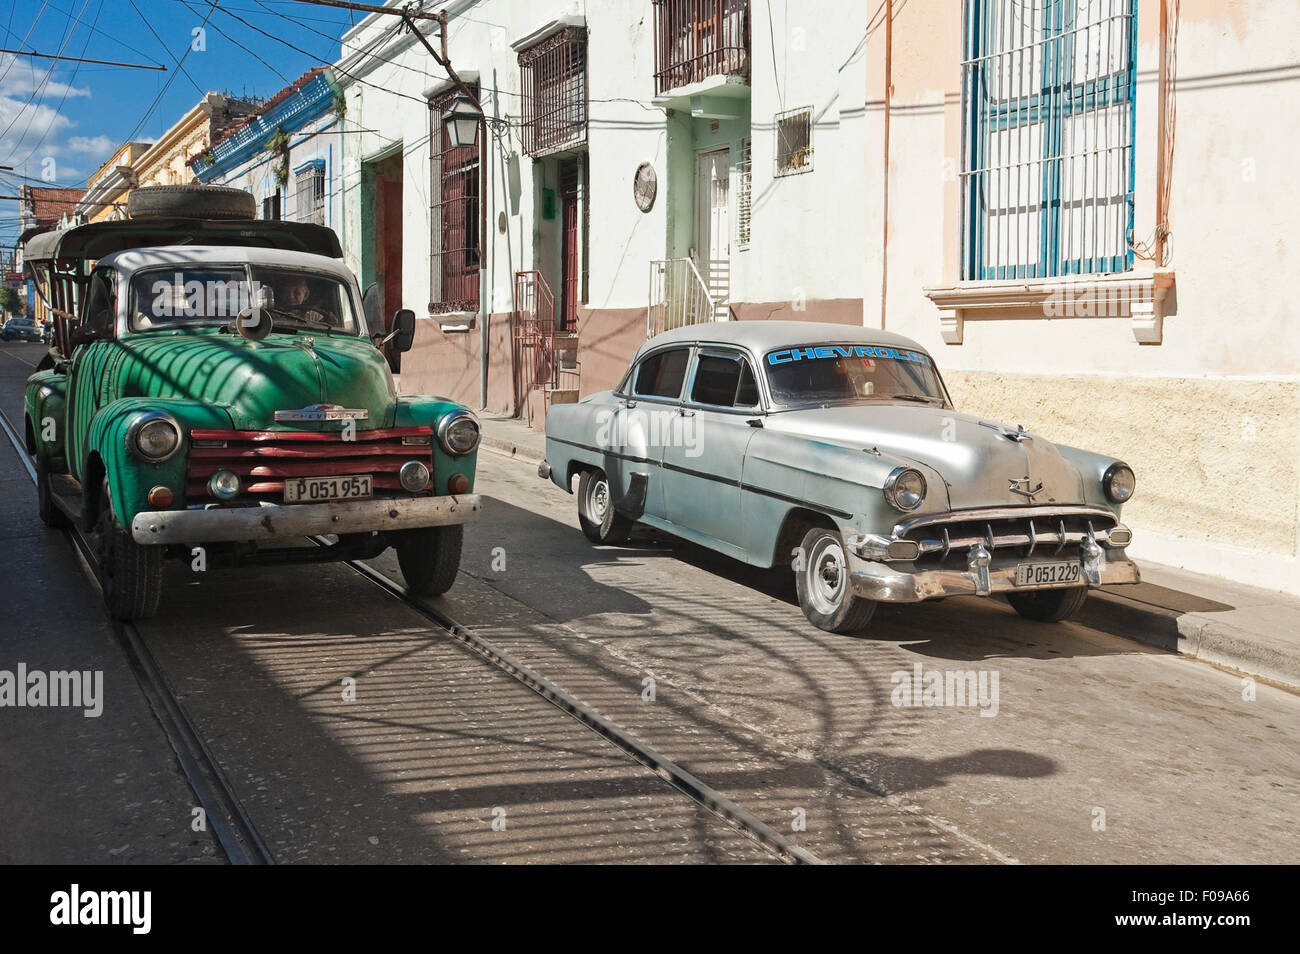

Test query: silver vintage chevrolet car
[540,321,1138,634]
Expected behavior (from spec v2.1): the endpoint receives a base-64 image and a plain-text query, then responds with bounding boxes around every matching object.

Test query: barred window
[295,165,325,225]
[775,107,812,177]
[519,27,587,158]
[737,137,752,247]
[428,87,480,313]
[962,0,1136,280]
[261,189,280,221]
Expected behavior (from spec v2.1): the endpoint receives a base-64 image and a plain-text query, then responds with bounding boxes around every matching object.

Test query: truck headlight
[1103,463,1135,503]
[437,411,480,456]
[883,467,926,512]
[127,412,182,462]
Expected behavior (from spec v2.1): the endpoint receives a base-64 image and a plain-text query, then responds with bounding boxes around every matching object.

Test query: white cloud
[0,54,103,185]
[66,135,114,154]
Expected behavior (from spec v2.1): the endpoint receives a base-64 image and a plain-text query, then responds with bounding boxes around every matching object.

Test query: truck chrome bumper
[131,494,481,544]
[848,555,1140,603]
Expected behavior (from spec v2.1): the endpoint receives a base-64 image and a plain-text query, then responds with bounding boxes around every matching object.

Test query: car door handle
[679,408,695,417]
[620,399,637,409]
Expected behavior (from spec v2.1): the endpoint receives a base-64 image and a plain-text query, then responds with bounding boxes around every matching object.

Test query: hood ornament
[1008,477,1044,501]
[980,420,1031,442]
[274,403,369,422]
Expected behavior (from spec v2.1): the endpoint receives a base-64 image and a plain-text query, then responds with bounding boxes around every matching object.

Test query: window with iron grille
[774,107,812,177]
[519,27,587,158]
[962,0,1136,280]
[295,165,325,225]
[261,189,281,221]
[737,137,752,247]
[428,87,480,313]
[652,0,750,95]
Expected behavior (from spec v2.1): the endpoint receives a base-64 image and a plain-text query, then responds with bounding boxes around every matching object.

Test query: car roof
[643,320,932,358]
[99,245,357,281]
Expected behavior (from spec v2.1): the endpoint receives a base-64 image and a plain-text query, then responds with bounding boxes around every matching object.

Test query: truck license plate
[285,474,372,502]
[1014,561,1081,587]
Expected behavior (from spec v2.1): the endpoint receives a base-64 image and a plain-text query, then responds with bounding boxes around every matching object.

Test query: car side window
[634,348,690,399]
[690,351,761,408]
[83,267,117,337]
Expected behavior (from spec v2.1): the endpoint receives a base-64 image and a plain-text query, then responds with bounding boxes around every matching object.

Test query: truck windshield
[130,265,359,334]
[763,344,949,407]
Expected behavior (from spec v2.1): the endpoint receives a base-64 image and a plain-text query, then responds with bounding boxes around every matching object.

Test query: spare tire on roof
[127,184,257,221]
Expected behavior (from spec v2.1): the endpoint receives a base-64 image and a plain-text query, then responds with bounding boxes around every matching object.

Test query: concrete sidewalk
[477,413,1300,691]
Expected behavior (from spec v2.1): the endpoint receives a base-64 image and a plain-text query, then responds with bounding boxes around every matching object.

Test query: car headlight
[883,466,927,512]
[127,412,182,462]
[1103,463,1135,503]
[437,411,480,456]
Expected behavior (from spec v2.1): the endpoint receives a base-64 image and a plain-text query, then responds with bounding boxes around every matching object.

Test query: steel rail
[317,536,825,866]
[0,404,274,866]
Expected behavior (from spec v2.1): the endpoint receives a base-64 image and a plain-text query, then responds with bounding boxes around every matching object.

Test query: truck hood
[111,329,397,430]
[764,403,1086,509]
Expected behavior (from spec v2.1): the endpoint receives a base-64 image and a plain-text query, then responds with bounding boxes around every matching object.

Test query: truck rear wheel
[93,486,162,620]
[394,524,463,597]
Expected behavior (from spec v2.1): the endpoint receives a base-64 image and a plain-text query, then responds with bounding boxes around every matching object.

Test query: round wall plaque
[633,162,657,212]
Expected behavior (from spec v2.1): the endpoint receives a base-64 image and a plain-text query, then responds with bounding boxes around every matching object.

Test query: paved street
[2,338,1296,865]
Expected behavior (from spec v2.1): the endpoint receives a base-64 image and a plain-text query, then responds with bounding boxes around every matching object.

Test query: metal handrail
[648,257,717,337]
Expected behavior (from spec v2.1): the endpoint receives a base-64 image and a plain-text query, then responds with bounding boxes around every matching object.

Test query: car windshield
[129,265,359,334]
[763,343,949,407]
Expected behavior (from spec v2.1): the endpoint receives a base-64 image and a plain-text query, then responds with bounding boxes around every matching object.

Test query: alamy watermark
[0,664,102,717]
[891,663,999,717]
[594,407,703,457]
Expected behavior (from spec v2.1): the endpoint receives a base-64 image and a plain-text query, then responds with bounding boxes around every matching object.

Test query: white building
[328,0,869,417]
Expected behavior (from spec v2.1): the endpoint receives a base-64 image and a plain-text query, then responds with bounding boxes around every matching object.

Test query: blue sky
[0,0,359,247]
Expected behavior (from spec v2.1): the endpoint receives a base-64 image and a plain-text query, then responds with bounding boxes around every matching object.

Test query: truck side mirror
[393,309,416,353]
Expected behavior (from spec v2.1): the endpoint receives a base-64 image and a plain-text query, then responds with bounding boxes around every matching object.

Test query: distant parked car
[1,317,43,342]
[541,321,1139,635]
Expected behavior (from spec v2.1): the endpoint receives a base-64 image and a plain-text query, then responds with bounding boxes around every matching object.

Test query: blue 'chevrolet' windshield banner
[767,345,927,365]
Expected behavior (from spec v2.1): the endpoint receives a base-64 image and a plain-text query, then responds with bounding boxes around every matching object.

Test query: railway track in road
[0,389,823,865]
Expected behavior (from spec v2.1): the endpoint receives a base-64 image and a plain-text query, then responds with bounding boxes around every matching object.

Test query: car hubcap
[586,477,609,522]
[806,535,846,616]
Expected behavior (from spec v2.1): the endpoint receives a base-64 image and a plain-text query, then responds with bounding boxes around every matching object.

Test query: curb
[1083,591,1300,690]
[479,431,545,469]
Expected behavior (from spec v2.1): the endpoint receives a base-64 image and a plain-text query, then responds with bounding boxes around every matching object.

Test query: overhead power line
[0,46,165,69]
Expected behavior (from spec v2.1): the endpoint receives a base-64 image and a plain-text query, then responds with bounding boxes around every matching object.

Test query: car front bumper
[847,551,1140,603]
[131,494,482,544]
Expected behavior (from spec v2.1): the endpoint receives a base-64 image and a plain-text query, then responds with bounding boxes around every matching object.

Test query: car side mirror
[392,309,416,353]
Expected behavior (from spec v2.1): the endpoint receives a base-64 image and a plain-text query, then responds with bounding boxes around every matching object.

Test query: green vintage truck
[22,185,481,619]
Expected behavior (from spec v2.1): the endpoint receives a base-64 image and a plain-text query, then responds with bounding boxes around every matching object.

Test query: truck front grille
[185,427,434,502]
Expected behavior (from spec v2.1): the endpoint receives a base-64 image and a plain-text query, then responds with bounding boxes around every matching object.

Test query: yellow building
[75,93,260,222]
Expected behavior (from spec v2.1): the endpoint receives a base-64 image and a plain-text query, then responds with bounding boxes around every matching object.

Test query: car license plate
[284,474,372,502]
[1014,560,1081,587]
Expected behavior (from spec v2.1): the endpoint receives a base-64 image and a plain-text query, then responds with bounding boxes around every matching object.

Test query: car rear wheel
[394,524,463,597]
[35,455,70,529]
[92,482,162,620]
[577,468,633,545]
[1007,586,1088,622]
[794,527,876,635]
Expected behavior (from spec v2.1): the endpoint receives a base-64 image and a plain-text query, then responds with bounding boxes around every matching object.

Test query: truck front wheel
[393,524,463,597]
[36,455,70,529]
[93,484,162,620]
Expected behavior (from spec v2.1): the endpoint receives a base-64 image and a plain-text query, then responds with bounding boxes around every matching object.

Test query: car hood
[764,403,1086,509]
[110,329,396,430]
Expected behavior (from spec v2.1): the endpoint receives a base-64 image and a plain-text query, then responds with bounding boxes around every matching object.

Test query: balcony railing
[652,0,750,95]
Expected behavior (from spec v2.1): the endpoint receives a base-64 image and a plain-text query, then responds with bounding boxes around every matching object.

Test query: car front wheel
[1006,586,1088,622]
[794,527,876,635]
[577,468,633,545]
[394,524,463,597]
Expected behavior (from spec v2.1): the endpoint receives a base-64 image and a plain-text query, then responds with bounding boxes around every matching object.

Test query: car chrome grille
[185,427,434,502]
[894,506,1123,565]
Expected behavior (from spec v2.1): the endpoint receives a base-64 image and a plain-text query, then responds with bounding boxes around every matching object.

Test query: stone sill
[923,269,1176,345]
[428,311,476,334]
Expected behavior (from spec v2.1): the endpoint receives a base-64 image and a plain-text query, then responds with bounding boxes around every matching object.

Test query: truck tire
[394,524,463,597]
[93,483,162,620]
[794,527,876,635]
[35,454,70,529]
[1007,586,1088,622]
[126,184,256,221]
[577,468,633,545]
